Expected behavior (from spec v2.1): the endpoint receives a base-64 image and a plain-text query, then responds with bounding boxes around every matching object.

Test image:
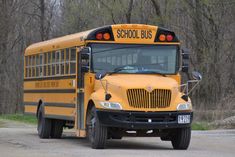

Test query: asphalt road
[0,120,235,157]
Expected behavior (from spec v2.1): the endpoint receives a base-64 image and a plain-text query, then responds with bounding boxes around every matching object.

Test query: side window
[122,55,126,65]
[52,52,56,75]
[65,48,70,74]
[55,51,60,75]
[36,55,39,77]
[70,48,76,74]
[39,54,43,77]
[32,56,36,77]
[28,56,32,77]
[48,53,51,76]
[117,56,121,66]
[25,56,29,78]
[111,56,116,65]
[43,53,47,76]
[127,54,132,64]
[133,54,138,64]
[61,50,65,75]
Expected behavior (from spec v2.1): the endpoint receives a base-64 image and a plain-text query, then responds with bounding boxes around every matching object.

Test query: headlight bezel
[99,101,122,110]
[177,102,192,111]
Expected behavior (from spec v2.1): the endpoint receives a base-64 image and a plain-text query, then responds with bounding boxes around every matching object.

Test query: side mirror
[182,62,189,73]
[80,47,91,73]
[192,71,202,81]
[182,48,190,59]
[81,66,89,72]
[95,71,107,80]
[181,48,190,73]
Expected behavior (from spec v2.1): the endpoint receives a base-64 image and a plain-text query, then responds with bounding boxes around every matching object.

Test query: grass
[192,122,211,130]
[0,114,37,124]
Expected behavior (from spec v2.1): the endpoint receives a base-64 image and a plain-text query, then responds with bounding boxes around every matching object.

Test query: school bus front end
[82,24,201,149]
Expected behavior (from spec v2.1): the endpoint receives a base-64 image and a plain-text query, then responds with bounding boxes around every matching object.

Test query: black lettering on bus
[147,30,152,39]
[117,29,121,38]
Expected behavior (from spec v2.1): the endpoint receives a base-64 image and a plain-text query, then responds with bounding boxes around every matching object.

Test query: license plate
[178,115,191,124]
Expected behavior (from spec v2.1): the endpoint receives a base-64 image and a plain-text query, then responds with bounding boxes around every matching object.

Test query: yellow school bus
[24,24,201,149]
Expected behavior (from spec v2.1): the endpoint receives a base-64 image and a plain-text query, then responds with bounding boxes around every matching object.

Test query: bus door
[76,47,91,136]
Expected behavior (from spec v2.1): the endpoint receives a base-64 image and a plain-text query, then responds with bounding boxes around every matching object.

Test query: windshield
[91,44,178,74]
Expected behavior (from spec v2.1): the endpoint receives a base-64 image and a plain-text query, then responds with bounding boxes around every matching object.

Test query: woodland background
[0,0,235,121]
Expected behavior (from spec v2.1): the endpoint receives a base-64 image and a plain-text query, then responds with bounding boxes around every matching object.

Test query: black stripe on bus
[24,75,76,81]
[24,102,75,108]
[24,112,74,121]
[24,89,76,93]
[45,114,74,121]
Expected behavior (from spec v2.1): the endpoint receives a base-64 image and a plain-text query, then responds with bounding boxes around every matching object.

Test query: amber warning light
[159,34,173,42]
[95,32,111,40]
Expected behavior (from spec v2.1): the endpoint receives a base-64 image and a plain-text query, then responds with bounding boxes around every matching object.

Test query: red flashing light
[166,34,173,41]
[96,33,103,40]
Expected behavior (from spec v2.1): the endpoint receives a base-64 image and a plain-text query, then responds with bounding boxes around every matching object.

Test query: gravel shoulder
[0,119,235,157]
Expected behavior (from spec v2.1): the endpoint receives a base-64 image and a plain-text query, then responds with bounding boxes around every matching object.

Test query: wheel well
[36,100,43,118]
[87,100,95,113]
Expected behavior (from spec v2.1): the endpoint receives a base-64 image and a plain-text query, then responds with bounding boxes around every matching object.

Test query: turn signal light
[159,34,166,41]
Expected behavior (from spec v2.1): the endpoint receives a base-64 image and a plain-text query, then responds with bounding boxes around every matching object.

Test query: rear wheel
[37,105,51,139]
[50,119,64,138]
[171,127,191,150]
[86,106,107,149]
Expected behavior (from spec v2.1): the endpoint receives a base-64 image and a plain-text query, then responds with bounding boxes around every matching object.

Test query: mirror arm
[99,79,111,100]
[180,80,201,97]
[187,81,200,95]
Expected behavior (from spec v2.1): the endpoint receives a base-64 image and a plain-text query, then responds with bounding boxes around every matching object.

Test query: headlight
[100,102,122,110]
[177,103,192,111]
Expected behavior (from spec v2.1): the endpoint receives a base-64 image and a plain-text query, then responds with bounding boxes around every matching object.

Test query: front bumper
[96,110,193,129]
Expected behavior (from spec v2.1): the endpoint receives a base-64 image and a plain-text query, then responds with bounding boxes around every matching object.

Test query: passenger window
[66,49,70,61]
[122,55,126,65]
[127,54,132,64]
[32,56,35,77]
[70,62,76,74]
[61,50,65,75]
[70,49,76,61]
[55,51,60,75]
[65,62,69,74]
[70,48,76,74]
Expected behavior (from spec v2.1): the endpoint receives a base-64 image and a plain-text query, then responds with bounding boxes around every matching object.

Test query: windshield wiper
[109,66,136,75]
[138,70,166,77]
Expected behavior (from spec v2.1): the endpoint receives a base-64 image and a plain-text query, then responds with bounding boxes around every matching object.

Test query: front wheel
[171,127,191,150]
[86,106,107,149]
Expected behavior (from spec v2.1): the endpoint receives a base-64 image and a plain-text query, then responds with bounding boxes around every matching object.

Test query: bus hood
[103,74,179,90]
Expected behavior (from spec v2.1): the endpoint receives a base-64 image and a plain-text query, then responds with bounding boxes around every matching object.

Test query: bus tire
[171,127,191,150]
[37,105,51,139]
[50,119,64,138]
[87,106,107,149]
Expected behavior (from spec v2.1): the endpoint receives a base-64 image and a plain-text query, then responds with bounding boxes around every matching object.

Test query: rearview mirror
[181,48,190,73]
[80,47,91,73]
[182,48,190,60]
[192,71,202,81]
[95,71,107,80]
[182,62,189,73]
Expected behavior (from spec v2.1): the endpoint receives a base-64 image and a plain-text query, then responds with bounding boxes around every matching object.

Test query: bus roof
[25,24,179,56]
